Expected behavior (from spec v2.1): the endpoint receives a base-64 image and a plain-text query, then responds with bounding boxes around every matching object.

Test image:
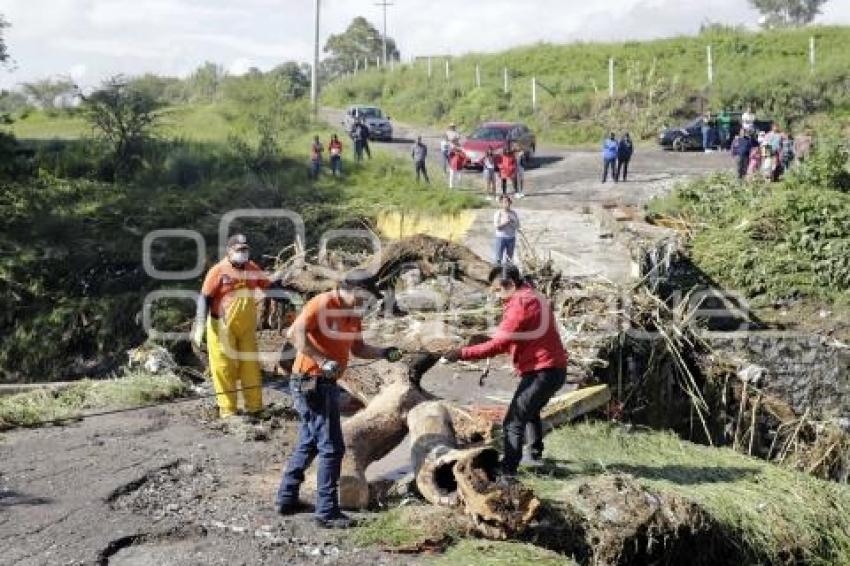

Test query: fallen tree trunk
[407,401,540,539]
[301,353,439,509]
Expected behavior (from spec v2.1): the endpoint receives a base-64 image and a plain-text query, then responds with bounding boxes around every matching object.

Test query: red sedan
[460,122,536,168]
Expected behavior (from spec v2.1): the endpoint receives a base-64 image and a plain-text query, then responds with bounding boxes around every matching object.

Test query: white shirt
[494,210,519,238]
[742,111,755,130]
[446,129,461,145]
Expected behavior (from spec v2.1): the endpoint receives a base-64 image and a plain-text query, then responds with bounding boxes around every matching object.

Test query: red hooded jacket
[461,285,568,375]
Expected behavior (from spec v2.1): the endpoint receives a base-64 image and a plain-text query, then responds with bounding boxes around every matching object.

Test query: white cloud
[0,0,848,89]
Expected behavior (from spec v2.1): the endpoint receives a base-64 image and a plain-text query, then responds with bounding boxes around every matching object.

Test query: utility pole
[375,0,394,66]
[532,77,537,111]
[475,64,481,88]
[310,0,320,116]
[503,67,509,94]
[706,45,714,84]
[608,57,615,98]
[809,36,816,73]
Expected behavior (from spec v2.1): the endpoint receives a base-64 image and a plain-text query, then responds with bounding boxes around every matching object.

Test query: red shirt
[461,286,568,375]
[328,139,343,156]
[449,150,465,171]
[499,153,517,179]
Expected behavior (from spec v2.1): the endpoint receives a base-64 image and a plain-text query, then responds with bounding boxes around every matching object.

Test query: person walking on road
[482,147,498,199]
[276,269,402,529]
[616,133,634,182]
[411,136,430,184]
[193,234,285,420]
[309,136,324,179]
[499,147,519,196]
[442,264,568,476]
[328,134,343,177]
[602,133,618,183]
[448,146,465,189]
[493,195,519,266]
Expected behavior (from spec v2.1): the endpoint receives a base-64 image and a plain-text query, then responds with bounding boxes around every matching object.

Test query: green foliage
[21,77,76,111]
[750,0,830,27]
[648,143,850,302]
[322,17,400,78]
[528,422,850,564]
[0,372,189,430]
[81,76,163,178]
[186,61,225,103]
[432,540,574,566]
[323,26,850,145]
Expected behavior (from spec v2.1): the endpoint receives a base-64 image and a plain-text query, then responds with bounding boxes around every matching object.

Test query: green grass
[431,540,574,565]
[646,147,850,305]
[352,506,466,547]
[323,26,850,145]
[0,372,190,430]
[526,422,850,564]
[8,110,89,139]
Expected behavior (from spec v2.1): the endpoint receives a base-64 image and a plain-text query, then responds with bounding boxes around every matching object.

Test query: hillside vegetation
[323,26,850,144]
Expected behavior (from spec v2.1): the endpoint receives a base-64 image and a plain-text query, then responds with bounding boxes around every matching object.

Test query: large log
[301,353,439,509]
[407,401,540,539]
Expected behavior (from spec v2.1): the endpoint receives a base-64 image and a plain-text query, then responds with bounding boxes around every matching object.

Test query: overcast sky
[2,0,849,89]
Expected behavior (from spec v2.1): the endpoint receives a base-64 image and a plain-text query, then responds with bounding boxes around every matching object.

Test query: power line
[375,0,394,65]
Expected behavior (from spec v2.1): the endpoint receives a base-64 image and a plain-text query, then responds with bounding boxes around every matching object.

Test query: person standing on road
[411,136,430,184]
[499,147,519,195]
[701,112,714,152]
[601,133,618,183]
[514,147,526,198]
[446,123,461,146]
[359,120,372,160]
[482,147,498,199]
[439,135,451,173]
[193,234,285,420]
[442,265,568,476]
[741,106,756,133]
[328,134,343,177]
[448,145,465,189]
[350,119,364,163]
[276,269,402,529]
[493,195,519,266]
[717,110,732,151]
[616,133,634,182]
[731,131,754,180]
[309,136,324,179]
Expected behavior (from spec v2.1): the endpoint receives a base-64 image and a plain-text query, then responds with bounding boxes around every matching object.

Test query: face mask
[230,251,249,265]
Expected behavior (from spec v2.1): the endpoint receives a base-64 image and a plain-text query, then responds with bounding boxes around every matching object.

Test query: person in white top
[446,123,461,146]
[741,107,756,133]
[482,147,498,199]
[493,195,520,266]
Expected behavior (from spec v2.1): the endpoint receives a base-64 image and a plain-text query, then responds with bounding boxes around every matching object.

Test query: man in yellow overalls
[193,234,282,419]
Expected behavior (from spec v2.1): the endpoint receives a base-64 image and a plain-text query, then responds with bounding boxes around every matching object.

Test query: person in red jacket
[498,147,518,196]
[443,264,567,476]
[328,134,343,177]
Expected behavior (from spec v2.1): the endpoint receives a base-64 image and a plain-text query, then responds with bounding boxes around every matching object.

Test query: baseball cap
[227,234,250,249]
[340,268,383,299]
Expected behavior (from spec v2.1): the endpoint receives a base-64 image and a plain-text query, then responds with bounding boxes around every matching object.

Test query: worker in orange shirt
[275,269,402,529]
[192,234,284,420]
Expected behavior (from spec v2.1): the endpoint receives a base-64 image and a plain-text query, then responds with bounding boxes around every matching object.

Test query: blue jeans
[602,158,617,183]
[276,377,345,519]
[310,159,321,179]
[702,127,712,150]
[330,155,342,176]
[494,236,516,265]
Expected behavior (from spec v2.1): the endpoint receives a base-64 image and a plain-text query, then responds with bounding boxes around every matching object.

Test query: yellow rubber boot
[206,318,238,418]
[225,294,264,415]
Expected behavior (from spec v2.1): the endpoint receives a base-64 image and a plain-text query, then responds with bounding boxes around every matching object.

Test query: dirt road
[323,108,732,283]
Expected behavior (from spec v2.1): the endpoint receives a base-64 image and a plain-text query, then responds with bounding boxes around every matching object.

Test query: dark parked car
[658,113,773,151]
[461,122,536,168]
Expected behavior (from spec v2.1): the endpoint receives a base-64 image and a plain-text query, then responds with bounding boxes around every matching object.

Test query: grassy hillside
[323,26,850,144]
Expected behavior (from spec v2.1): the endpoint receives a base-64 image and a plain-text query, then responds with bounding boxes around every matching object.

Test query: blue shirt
[603,139,619,160]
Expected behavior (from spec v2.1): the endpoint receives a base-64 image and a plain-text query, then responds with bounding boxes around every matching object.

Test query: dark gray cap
[227,234,249,249]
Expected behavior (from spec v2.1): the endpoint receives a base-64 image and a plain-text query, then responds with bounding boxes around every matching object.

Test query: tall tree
[322,17,400,77]
[749,0,829,26]
[21,77,76,109]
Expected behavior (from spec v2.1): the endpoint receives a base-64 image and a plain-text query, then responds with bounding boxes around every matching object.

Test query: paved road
[322,108,733,284]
